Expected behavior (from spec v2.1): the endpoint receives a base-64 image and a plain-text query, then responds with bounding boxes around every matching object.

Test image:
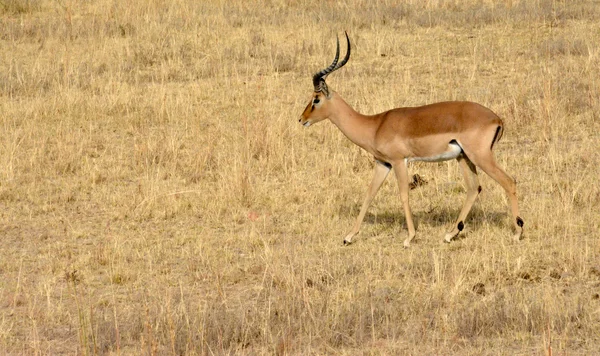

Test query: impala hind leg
[394,160,416,248]
[343,161,391,245]
[470,152,523,241]
[444,156,480,243]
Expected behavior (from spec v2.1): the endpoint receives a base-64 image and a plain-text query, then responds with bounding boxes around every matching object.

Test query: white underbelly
[406,142,463,163]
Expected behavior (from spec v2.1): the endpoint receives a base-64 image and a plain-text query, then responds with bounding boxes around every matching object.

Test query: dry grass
[1,0,600,354]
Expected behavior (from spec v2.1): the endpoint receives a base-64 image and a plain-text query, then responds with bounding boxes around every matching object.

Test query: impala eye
[313,98,320,104]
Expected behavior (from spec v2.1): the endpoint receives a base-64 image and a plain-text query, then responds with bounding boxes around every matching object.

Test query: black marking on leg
[516,216,524,228]
[477,186,482,194]
[457,221,464,231]
[377,160,392,169]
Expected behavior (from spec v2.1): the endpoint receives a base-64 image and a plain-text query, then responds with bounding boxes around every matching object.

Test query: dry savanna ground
[1,0,600,354]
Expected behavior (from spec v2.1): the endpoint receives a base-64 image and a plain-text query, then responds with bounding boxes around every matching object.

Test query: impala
[299,32,523,247]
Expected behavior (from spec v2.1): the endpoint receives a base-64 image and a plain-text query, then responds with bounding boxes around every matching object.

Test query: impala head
[299,32,351,127]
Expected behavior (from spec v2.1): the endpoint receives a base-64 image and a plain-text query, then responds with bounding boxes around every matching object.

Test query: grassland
[1,0,600,354]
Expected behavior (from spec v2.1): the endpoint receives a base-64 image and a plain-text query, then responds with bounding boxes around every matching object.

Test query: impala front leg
[394,160,416,248]
[343,161,391,245]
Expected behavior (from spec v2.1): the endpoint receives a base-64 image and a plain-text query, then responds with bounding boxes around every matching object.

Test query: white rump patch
[407,142,463,163]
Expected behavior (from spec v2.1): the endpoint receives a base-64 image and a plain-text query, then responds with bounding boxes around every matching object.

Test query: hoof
[512,232,522,242]
[343,232,356,246]
[443,231,458,243]
[403,239,411,248]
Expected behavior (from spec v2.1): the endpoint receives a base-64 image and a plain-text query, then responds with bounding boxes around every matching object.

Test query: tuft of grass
[539,37,589,57]
[0,0,40,15]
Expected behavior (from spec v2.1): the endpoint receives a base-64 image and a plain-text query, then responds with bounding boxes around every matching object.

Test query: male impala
[300,33,523,247]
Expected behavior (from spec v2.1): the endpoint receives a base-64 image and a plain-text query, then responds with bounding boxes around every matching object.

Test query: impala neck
[327,92,378,154]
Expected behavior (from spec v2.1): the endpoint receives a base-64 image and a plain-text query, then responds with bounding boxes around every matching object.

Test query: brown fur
[301,77,522,246]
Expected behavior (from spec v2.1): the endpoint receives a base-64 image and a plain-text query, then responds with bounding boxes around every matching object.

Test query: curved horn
[312,33,352,95]
[312,36,340,91]
[333,31,351,71]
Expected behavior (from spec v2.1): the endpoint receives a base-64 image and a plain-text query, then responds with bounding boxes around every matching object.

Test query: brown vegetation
[1,0,599,354]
